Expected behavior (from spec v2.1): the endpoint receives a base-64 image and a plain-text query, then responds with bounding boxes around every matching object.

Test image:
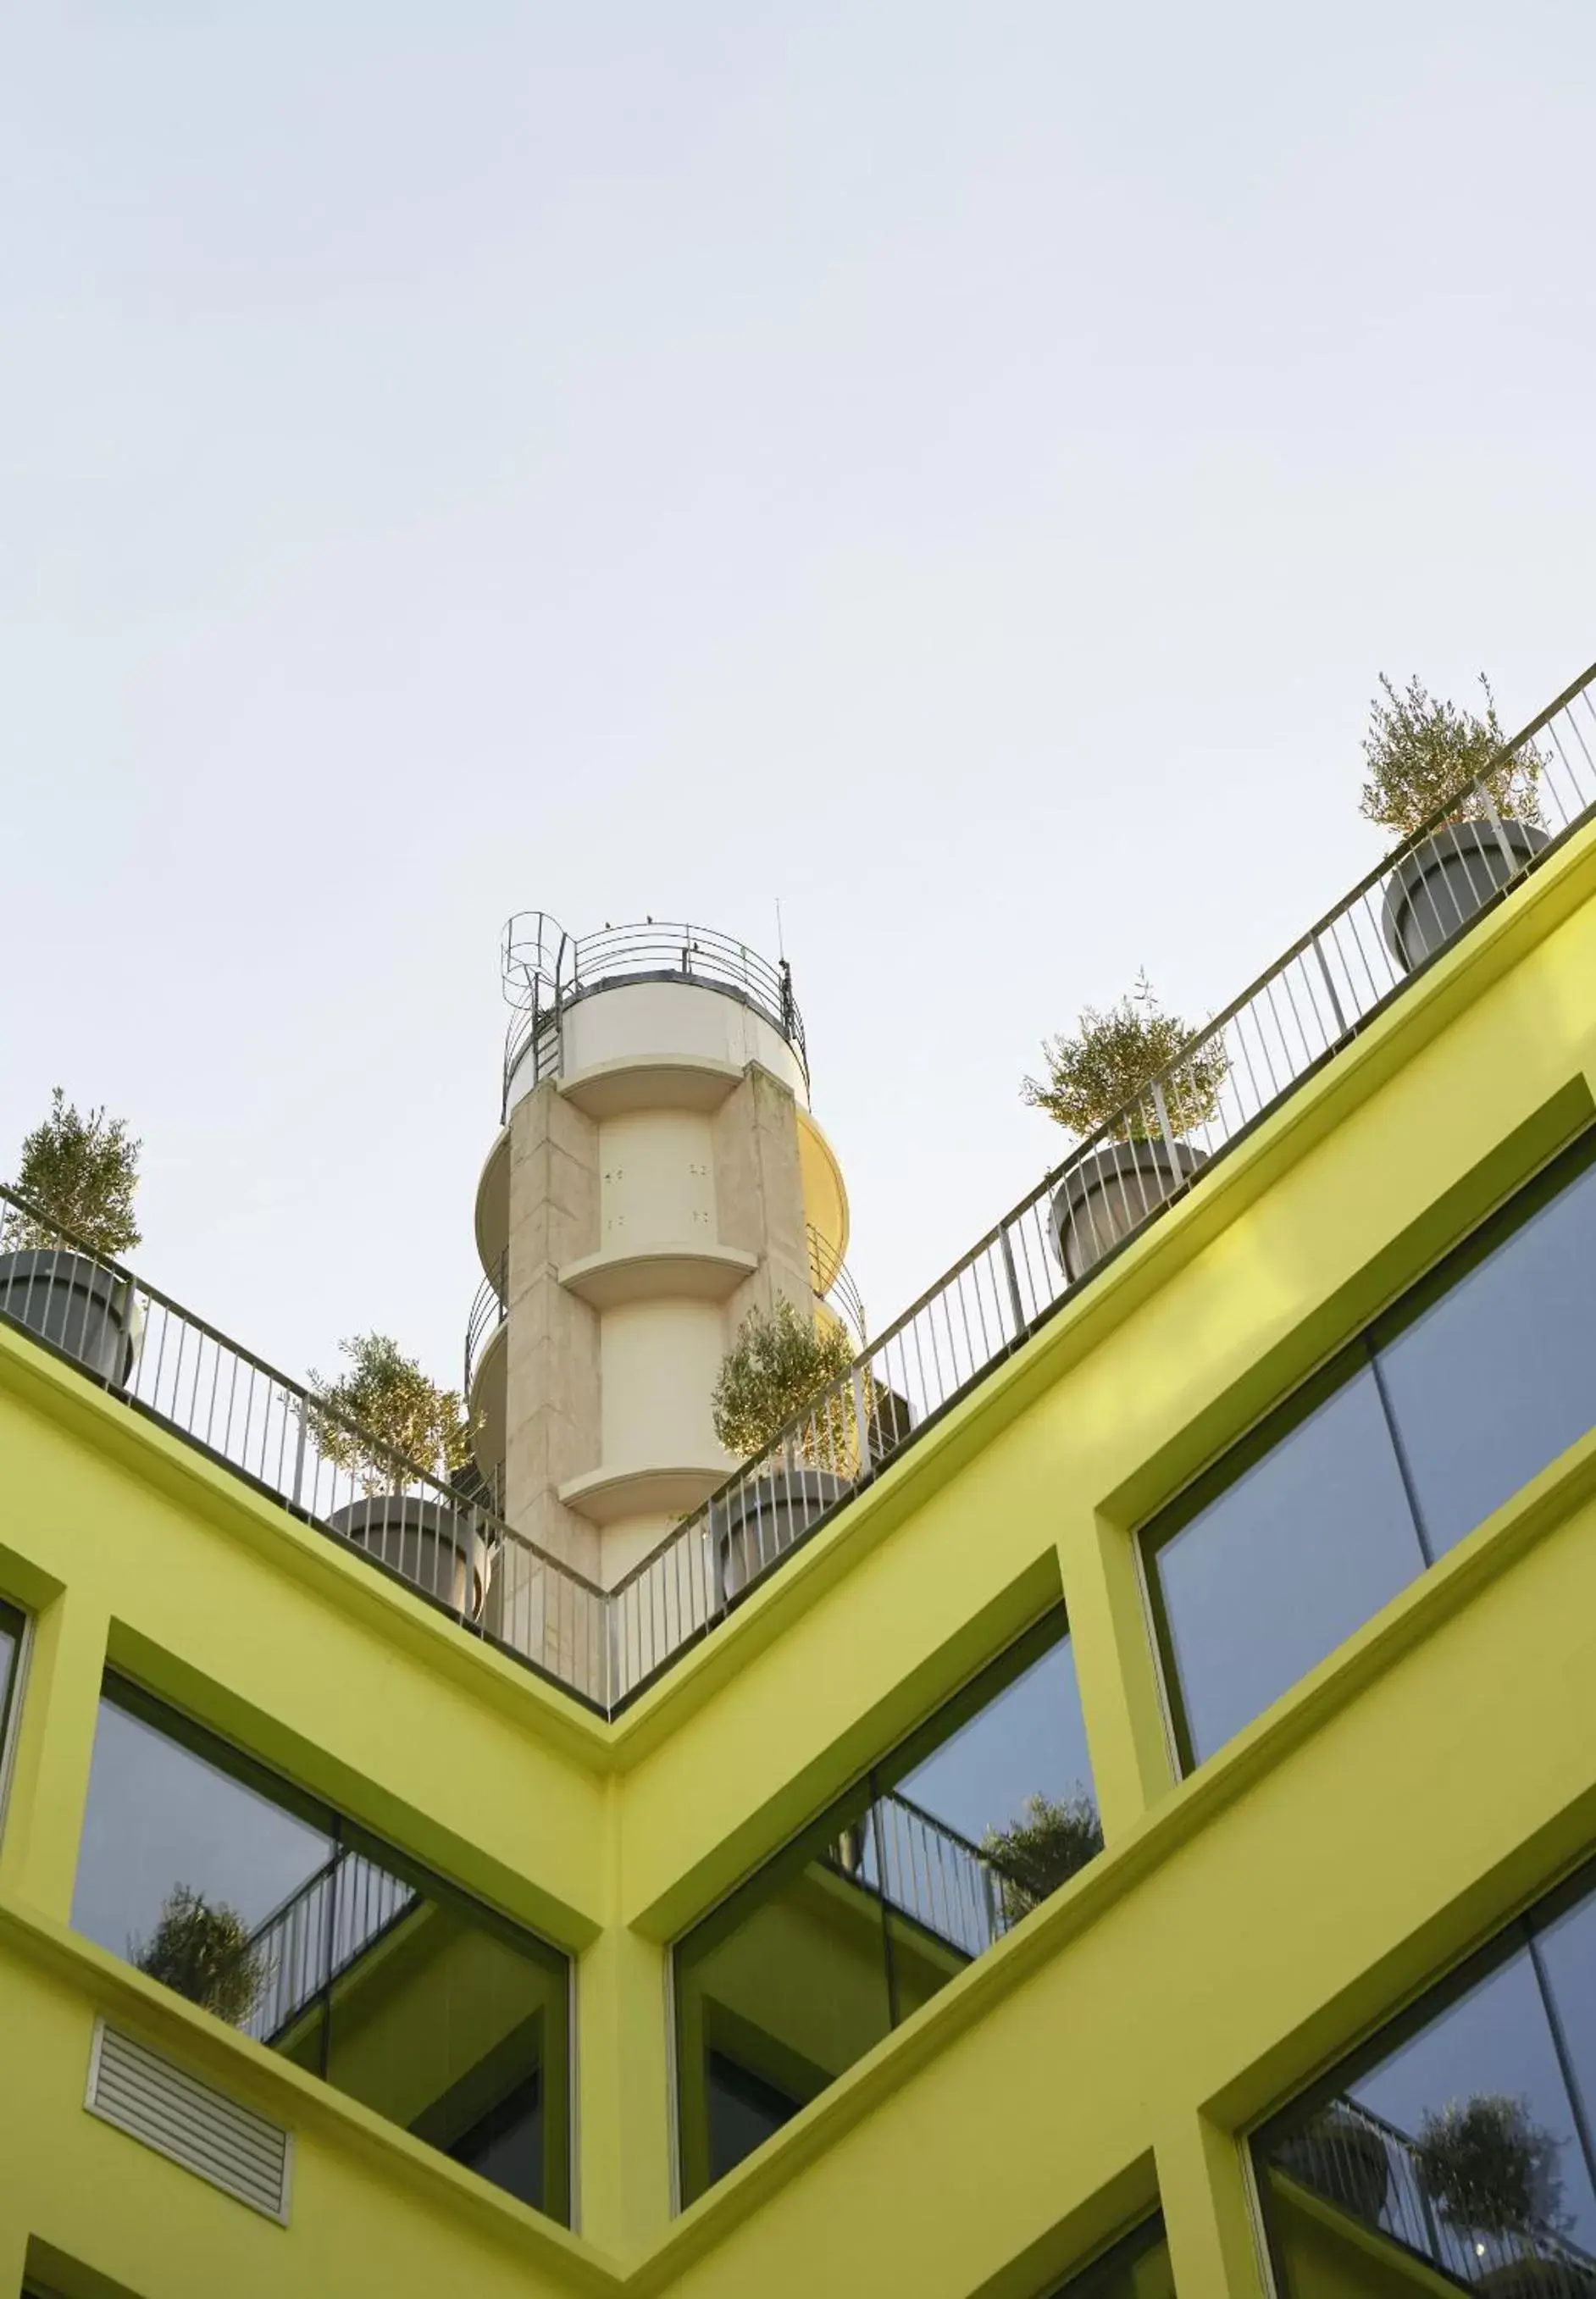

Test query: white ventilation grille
[85,2019,293,2223]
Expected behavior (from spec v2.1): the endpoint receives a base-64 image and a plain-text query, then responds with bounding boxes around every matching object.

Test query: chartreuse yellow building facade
[5,792,1596,2299]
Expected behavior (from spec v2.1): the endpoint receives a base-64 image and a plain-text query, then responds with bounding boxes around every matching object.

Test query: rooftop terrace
[3,656,1593,1717]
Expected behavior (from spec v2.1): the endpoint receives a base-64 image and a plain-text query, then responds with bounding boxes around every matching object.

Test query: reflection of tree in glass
[982,1790,1104,1920]
[130,1885,267,2027]
[1413,2093,1571,2246]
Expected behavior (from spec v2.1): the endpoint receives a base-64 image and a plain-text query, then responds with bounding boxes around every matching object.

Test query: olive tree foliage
[304,1332,474,1497]
[131,1884,267,2028]
[1021,973,1228,1144]
[982,1791,1105,1923]
[1413,2093,1569,2243]
[711,1294,860,1466]
[1359,672,1544,841]
[2,1087,141,1256]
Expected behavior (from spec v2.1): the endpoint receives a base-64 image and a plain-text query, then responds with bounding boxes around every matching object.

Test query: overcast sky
[3,1,1593,1404]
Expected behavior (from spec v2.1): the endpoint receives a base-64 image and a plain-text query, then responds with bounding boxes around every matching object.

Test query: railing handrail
[463,1251,507,1397]
[499,912,807,1110]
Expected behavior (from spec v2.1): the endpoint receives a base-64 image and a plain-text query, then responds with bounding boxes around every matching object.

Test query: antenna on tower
[774,898,786,961]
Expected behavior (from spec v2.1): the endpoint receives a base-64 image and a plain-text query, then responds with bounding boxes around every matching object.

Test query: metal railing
[602,657,1596,1702]
[242,1843,417,2046]
[0,1202,613,1711]
[841,1788,1018,1961]
[464,1250,507,1398]
[807,1222,867,1347]
[3,661,1594,1718]
[500,912,807,1117]
[1273,2091,1596,2290]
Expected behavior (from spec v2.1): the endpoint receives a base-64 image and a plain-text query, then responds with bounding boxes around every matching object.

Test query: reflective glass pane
[1261,1936,1596,2293]
[0,1600,24,1759]
[324,1831,568,2218]
[675,1609,1102,2200]
[1532,1893,1596,2191]
[675,1775,891,2206]
[1050,2217,1174,2296]
[1148,1360,1425,1765]
[74,1683,335,2047]
[1376,1146,1596,1558]
[71,1681,570,2221]
[884,1626,1100,2008]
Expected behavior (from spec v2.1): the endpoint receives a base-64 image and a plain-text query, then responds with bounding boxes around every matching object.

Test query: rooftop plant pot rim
[325,1492,487,1619]
[1048,1137,1206,1282]
[0,1244,142,1386]
[1380,814,1550,972]
[708,1466,850,1604]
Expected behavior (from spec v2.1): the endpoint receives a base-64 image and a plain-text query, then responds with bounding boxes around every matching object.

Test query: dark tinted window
[1376,1149,1596,1557]
[1149,1361,1424,1767]
[1146,1132,1596,1769]
[72,1679,571,2222]
[707,2052,802,2184]
[1257,1859,1596,2294]
[674,1610,1100,2201]
[1049,2215,1174,2296]
[0,1600,25,1773]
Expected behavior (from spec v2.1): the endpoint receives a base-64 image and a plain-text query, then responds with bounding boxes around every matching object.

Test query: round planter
[1477,2253,1595,2297]
[327,1494,486,1618]
[1381,817,1550,974]
[1277,2110,1390,2227]
[0,1248,141,1385]
[1048,1139,1205,1282]
[710,1469,848,1604]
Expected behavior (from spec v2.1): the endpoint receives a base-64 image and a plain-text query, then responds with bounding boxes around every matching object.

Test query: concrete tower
[466,916,854,1593]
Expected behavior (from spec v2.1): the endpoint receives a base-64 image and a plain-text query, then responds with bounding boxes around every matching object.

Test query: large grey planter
[0,1249,141,1385]
[710,1468,847,1604]
[1381,817,1549,974]
[1049,1139,1205,1282]
[327,1494,486,1618]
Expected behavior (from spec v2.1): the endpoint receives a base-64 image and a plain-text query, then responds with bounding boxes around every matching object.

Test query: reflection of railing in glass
[241,1846,418,2046]
[827,1787,1101,1963]
[1272,2091,1596,2291]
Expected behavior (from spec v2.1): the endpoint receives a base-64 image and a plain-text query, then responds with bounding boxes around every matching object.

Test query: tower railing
[3,660,1594,1717]
[499,913,806,1117]
[463,1250,507,1399]
[807,1222,867,1347]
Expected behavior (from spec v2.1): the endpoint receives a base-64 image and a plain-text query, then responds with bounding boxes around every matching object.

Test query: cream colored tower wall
[487,971,847,1605]
[499,1083,601,1582]
[713,1067,815,1334]
[599,1109,717,1252]
[505,980,806,1113]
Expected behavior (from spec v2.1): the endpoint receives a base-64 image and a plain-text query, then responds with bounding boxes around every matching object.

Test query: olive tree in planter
[1413,2093,1581,2296]
[132,1883,266,2029]
[708,1295,861,1602]
[0,1088,143,1383]
[1022,976,1229,1280]
[304,1332,485,1616]
[982,1790,1104,1926]
[1361,673,1549,974]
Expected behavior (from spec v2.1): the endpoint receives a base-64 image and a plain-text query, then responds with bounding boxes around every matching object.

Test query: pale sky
[3,1,1593,1405]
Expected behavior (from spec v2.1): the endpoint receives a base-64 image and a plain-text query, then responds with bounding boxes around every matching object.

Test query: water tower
[465,916,856,1595]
